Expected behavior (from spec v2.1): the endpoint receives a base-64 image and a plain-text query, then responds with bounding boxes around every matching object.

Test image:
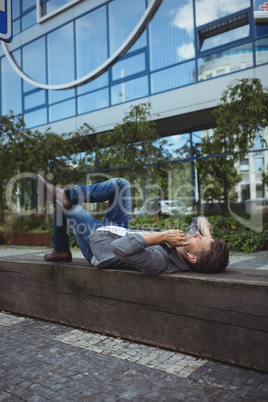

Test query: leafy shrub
[131,214,267,253]
[3,216,54,235]
[2,213,266,253]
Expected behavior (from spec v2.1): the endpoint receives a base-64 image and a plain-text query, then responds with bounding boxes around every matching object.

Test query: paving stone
[0,313,267,401]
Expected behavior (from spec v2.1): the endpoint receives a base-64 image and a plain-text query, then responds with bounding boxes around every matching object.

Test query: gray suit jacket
[89,216,205,275]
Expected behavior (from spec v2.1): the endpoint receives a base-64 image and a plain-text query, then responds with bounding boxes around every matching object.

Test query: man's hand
[197,217,212,238]
[162,230,191,248]
[139,230,190,248]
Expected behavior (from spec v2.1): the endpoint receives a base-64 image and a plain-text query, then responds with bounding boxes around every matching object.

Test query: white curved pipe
[1,0,162,90]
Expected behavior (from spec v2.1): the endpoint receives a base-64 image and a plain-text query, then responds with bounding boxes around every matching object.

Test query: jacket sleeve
[110,232,172,274]
[187,215,209,235]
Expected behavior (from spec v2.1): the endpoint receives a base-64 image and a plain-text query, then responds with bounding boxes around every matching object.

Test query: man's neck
[177,246,187,260]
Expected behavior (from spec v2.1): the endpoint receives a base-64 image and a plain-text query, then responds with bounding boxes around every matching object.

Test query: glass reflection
[77,73,108,96]
[200,25,250,52]
[49,99,76,122]
[24,90,46,110]
[255,38,268,65]
[108,0,146,55]
[198,43,253,81]
[13,20,21,36]
[163,134,190,159]
[22,37,46,88]
[12,2,20,20]
[47,22,75,85]
[1,52,22,116]
[111,76,148,105]
[168,162,192,210]
[22,9,36,31]
[44,0,71,15]
[112,53,146,81]
[254,0,268,37]
[195,0,250,27]
[78,88,109,115]
[192,129,220,157]
[76,6,108,79]
[49,89,75,104]
[192,131,202,156]
[149,0,194,71]
[24,108,47,128]
[197,155,241,213]
[22,0,36,12]
[150,60,195,94]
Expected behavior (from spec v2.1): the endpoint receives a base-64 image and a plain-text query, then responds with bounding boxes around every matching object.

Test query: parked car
[134,199,187,217]
[245,198,268,214]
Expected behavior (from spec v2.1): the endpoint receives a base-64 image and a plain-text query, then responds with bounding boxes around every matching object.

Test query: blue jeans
[53,178,131,262]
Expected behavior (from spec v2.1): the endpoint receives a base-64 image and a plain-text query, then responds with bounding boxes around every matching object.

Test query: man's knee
[116,178,130,188]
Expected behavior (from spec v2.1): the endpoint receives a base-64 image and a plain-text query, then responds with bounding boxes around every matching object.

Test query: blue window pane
[112,53,146,81]
[22,37,46,90]
[78,88,109,115]
[200,25,250,52]
[22,9,36,31]
[45,0,71,14]
[111,76,148,105]
[49,99,76,122]
[150,61,195,94]
[108,0,146,55]
[24,90,46,111]
[255,24,268,37]
[12,2,20,19]
[47,22,75,86]
[76,6,108,79]
[198,43,253,81]
[77,73,108,95]
[254,1,268,37]
[195,0,250,27]
[24,108,47,128]
[163,133,190,159]
[149,0,194,71]
[48,89,75,104]
[1,51,22,116]
[13,20,21,36]
[22,0,36,12]
[129,31,147,54]
[255,38,268,65]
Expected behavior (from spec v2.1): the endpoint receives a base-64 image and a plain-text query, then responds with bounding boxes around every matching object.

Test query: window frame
[37,0,83,23]
[196,8,252,57]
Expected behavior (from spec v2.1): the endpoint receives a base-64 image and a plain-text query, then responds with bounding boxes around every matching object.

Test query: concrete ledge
[0,255,267,372]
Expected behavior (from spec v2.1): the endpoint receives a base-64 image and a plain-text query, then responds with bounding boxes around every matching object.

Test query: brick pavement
[0,312,267,401]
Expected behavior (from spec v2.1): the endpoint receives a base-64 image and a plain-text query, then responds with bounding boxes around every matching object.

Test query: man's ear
[187,254,197,264]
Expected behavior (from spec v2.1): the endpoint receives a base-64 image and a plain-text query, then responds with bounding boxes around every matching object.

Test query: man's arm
[139,230,190,247]
[110,231,190,274]
[197,216,212,237]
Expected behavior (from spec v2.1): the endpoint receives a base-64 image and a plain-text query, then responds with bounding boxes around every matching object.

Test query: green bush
[131,214,268,253]
[3,216,54,235]
[2,213,266,253]
[213,230,266,253]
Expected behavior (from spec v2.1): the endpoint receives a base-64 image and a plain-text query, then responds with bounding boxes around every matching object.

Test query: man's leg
[45,178,131,262]
[69,178,131,228]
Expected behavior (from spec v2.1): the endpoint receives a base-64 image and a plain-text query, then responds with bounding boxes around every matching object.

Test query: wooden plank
[0,255,267,371]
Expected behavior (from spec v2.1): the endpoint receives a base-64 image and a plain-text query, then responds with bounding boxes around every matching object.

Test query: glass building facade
[1,0,268,221]
[2,0,268,127]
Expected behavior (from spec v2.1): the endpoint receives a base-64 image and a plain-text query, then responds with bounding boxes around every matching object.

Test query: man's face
[185,232,214,255]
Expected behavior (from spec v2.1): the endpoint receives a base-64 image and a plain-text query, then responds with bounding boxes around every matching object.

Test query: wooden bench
[0,254,267,372]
